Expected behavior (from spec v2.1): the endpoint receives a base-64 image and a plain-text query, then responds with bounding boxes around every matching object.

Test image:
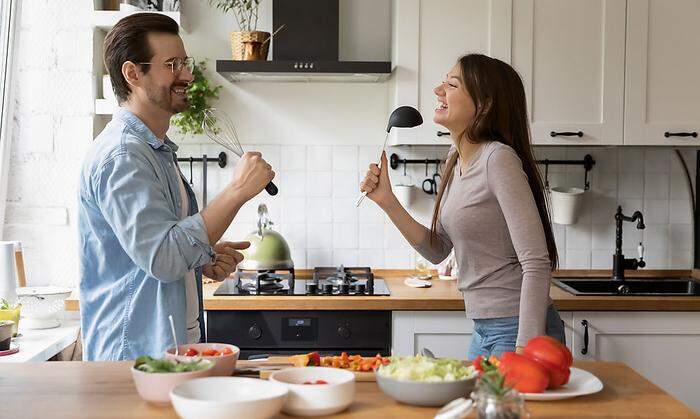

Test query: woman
[360,54,565,359]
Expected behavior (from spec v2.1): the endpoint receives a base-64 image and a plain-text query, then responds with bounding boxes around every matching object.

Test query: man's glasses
[137,56,195,74]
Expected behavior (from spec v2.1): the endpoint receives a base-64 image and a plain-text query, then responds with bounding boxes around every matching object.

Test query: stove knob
[337,325,351,339]
[248,325,262,340]
[356,284,366,294]
[340,284,350,294]
[324,284,334,294]
[307,283,318,294]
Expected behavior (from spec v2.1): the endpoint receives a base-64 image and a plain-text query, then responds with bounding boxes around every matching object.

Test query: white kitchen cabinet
[570,311,700,413]
[624,0,700,146]
[511,0,626,145]
[389,0,512,145]
[392,311,474,358]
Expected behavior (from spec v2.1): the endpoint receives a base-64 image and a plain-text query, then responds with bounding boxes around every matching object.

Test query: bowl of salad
[131,356,213,404]
[165,343,239,377]
[375,355,478,406]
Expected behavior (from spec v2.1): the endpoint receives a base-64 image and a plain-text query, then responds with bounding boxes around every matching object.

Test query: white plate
[521,367,603,401]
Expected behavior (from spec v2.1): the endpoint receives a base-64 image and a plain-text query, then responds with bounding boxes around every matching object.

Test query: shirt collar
[114,107,177,152]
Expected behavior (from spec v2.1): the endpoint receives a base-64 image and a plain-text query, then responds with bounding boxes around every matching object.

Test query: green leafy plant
[208,0,261,31]
[170,60,221,137]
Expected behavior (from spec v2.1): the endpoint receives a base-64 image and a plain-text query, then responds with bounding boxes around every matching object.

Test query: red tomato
[523,336,573,389]
[303,381,312,385]
[184,348,198,357]
[220,347,233,355]
[315,380,328,384]
[202,348,220,356]
[308,351,321,367]
[498,352,550,393]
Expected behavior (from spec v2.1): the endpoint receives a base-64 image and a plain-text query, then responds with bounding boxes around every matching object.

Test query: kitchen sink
[553,278,700,296]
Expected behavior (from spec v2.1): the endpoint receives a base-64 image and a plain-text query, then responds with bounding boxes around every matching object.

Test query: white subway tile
[306,197,332,223]
[333,198,359,223]
[307,249,332,267]
[333,171,359,197]
[643,249,669,269]
[590,172,618,197]
[385,249,413,268]
[281,171,307,197]
[669,200,692,224]
[565,225,592,250]
[669,250,693,269]
[619,173,644,198]
[591,250,612,269]
[281,223,307,249]
[332,250,359,267]
[306,223,332,248]
[253,145,281,172]
[358,249,385,268]
[644,173,669,199]
[643,149,670,173]
[332,146,358,171]
[384,223,411,250]
[359,200,386,224]
[291,249,307,268]
[619,148,645,173]
[281,145,307,171]
[591,195,618,223]
[282,197,307,224]
[358,146,380,170]
[307,172,332,197]
[333,223,358,249]
[359,223,385,249]
[669,174,690,199]
[565,250,591,269]
[591,147,618,173]
[642,224,668,250]
[643,199,669,224]
[619,198,643,214]
[669,224,692,251]
[307,146,332,171]
[591,223,615,250]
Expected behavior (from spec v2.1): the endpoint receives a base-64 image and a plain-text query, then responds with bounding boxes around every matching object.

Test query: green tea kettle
[239,204,294,270]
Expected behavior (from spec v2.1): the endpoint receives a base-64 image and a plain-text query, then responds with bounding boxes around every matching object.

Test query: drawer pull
[581,319,589,355]
[664,131,697,138]
[437,131,450,137]
[550,131,583,138]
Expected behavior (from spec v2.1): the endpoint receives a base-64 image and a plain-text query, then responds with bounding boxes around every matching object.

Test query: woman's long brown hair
[430,54,559,269]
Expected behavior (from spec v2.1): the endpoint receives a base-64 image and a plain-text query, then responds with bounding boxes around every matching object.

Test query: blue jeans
[467,305,566,360]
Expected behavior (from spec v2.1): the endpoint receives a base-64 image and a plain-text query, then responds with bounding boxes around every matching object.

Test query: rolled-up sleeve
[93,151,215,282]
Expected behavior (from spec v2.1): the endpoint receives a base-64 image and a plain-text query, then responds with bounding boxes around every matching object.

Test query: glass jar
[471,388,530,419]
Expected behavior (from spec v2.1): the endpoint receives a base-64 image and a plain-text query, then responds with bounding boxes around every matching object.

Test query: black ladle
[355,106,423,206]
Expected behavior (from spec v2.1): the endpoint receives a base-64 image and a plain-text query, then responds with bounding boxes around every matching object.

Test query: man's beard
[145,83,188,114]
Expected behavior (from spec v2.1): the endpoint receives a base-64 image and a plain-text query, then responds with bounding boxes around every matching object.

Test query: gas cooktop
[213,266,391,296]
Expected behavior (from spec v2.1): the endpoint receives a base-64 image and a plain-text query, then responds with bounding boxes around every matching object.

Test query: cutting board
[258,356,378,382]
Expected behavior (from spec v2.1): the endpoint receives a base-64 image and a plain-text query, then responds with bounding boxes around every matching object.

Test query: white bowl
[269,367,355,417]
[16,286,72,329]
[170,377,288,419]
[165,343,240,376]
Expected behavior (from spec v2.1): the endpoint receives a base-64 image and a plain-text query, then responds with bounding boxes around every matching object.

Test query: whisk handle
[265,181,279,196]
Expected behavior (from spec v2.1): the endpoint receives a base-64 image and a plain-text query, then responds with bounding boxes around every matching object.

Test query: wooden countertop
[65,269,700,312]
[2,360,696,418]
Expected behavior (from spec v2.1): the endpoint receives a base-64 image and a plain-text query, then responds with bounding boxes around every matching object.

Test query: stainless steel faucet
[613,206,646,281]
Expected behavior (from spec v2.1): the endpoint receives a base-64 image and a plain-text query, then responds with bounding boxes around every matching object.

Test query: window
[0,0,17,235]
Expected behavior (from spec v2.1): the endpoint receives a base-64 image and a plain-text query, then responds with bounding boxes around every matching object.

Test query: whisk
[202,108,278,196]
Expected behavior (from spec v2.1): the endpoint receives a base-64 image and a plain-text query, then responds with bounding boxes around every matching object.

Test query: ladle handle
[355,191,368,207]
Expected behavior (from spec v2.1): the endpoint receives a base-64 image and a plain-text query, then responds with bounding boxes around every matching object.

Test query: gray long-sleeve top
[414,141,552,347]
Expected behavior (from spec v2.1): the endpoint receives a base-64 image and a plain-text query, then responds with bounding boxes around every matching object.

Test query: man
[77,13,274,360]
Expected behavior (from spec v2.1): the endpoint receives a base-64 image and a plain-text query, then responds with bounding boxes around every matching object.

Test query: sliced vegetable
[134,356,208,373]
[377,355,476,382]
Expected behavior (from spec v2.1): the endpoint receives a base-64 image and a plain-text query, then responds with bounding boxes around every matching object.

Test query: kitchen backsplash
[176,142,698,271]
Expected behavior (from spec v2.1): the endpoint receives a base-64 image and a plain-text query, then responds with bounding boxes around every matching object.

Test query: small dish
[376,371,478,407]
[166,343,240,377]
[269,367,356,416]
[170,377,288,419]
[521,367,603,401]
[131,359,213,404]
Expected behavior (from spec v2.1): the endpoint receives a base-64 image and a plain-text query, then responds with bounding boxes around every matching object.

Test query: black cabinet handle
[664,131,697,138]
[581,319,589,355]
[437,131,450,137]
[550,131,583,138]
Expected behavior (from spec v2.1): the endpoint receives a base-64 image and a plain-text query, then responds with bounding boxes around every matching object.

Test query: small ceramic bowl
[269,367,356,416]
[131,359,213,404]
[170,377,288,419]
[375,370,478,407]
[165,343,240,377]
[0,320,14,351]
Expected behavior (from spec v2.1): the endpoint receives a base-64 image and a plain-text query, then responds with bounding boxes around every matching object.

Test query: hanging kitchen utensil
[239,204,294,270]
[188,157,194,185]
[355,106,423,207]
[202,108,278,196]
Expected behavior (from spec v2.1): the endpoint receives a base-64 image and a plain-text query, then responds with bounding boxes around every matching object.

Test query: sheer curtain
[0,0,17,237]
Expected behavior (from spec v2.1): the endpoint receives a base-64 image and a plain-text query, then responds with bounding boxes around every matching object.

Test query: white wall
[2,1,697,288]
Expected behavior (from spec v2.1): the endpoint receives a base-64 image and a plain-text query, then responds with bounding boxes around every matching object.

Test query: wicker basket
[230,31,270,61]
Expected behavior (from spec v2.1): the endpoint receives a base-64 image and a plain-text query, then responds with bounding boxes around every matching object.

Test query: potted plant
[170,60,221,138]
[208,0,269,61]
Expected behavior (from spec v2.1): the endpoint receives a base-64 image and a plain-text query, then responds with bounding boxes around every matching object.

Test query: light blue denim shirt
[78,107,215,361]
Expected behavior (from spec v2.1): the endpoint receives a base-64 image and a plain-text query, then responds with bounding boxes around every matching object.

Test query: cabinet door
[571,312,700,413]
[511,0,626,145]
[390,0,511,145]
[624,0,700,145]
[392,311,474,358]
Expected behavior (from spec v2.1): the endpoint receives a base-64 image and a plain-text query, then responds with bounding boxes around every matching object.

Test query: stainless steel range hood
[216,0,392,83]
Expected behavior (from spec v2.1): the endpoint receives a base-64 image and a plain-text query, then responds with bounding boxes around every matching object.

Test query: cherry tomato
[315,380,328,384]
[184,348,198,357]
[202,348,219,356]
[221,347,233,355]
